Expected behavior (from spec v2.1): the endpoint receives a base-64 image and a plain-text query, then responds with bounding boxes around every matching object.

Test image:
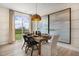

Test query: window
[38,16,48,34]
[49,8,71,44]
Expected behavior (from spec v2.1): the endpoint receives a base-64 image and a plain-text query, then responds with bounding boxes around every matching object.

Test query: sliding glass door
[15,16,22,40]
[14,12,30,40]
[22,16,30,33]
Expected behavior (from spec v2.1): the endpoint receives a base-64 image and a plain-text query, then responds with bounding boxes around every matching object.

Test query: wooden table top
[33,35,50,42]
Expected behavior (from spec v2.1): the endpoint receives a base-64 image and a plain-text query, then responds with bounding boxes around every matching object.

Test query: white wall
[0,7,9,45]
[70,4,79,48]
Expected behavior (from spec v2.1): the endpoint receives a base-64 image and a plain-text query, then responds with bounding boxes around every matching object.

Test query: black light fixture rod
[36,3,37,14]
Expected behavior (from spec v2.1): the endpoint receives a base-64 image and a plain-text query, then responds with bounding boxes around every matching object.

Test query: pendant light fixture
[31,3,41,21]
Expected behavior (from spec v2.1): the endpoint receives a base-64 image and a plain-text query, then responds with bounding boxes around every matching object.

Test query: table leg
[38,41,41,55]
[38,40,48,56]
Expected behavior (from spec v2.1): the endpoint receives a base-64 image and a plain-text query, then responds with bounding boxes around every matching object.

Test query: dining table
[32,35,51,56]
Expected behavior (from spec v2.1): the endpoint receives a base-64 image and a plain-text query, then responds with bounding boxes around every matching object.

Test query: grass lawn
[15,29,22,40]
[15,34,22,40]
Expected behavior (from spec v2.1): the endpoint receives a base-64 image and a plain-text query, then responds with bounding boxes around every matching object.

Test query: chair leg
[36,44,39,49]
[22,42,25,49]
[46,40,48,43]
[31,46,34,56]
[25,46,29,53]
[25,45,28,50]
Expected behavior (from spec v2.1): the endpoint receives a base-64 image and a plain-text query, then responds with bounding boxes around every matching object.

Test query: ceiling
[0,3,68,16]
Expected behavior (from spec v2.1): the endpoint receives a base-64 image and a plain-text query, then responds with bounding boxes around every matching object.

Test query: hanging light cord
[36,3,37,14]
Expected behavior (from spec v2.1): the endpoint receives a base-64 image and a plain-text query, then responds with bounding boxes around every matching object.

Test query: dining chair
[22,35,28,49]
[25,36,39,56]
[50,35,59,56]
[41,35,60,56]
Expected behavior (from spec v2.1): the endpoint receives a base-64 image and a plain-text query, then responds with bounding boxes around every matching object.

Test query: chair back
[38,31,41,36]
[35,31,41,36]
[23,35,28,42]
[27,37,38,46]
[50,35,59,47]
[50,35,60,55]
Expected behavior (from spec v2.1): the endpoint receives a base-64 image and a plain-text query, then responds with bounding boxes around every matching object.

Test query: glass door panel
[15,16,22,40]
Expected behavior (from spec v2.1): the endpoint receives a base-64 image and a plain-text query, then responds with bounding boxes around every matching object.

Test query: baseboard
[0,41,14,47]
